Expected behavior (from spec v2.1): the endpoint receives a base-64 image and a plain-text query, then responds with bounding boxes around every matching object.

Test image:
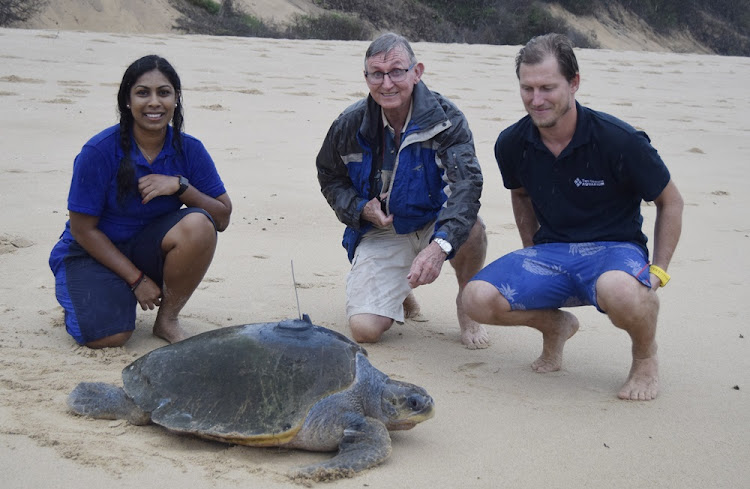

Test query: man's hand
[407,242,446,288]
[138,174,181,204]
[361,196,394,229]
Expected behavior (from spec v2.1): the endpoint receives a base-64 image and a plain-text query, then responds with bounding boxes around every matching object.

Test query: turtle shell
[122,318,366,446]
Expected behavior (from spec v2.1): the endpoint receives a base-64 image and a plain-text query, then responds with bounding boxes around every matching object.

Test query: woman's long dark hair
[115,55,184,203]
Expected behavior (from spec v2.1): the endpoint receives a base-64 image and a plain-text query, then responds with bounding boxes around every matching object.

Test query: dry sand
[1,27,749,488]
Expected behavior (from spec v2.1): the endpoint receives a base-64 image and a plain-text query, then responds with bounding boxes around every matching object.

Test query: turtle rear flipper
[291,417,392,482]
[67,382,151,426]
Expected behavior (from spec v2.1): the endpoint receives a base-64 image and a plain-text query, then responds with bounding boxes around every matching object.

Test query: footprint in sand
[0,75,44,84]
[192,84,225,92]
[58,80,89,87]
[202,277,225,283]
[198,104,228,111]
[64,88,90,96]
[294,282,336,289]
[456,362,486,372]
[44,97,75,104]
[455,362,487,378]
[0,234,34,254]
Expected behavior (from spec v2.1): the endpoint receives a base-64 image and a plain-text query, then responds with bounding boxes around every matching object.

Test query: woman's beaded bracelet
[129,271,145,292]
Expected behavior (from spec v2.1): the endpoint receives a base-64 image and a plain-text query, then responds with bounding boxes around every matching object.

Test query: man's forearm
[511,189,538,247]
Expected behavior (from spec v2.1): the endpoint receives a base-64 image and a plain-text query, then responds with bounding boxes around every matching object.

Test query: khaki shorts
[346,221,435,322]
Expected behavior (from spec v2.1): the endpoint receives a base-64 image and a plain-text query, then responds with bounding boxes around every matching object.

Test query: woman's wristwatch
[175,175,189,196]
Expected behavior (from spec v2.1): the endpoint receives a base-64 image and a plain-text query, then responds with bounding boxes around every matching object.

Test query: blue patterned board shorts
[470,242,652,313]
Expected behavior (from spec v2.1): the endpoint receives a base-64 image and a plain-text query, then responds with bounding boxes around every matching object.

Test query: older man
[463,33,684,400]
[316,33,488,348]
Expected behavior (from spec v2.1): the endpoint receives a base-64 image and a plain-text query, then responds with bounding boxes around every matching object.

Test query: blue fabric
[61,124,225,244]
[51,208,212,344]
[49,123,224,344]
[495,102,671,257]
[317,81,482,264]
[347,120,445,234]
[373,126,397,197]
[471,241,651,313]
[341,101,447,261]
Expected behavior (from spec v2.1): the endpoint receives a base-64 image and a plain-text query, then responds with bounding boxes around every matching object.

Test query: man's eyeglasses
[364,63,416,84]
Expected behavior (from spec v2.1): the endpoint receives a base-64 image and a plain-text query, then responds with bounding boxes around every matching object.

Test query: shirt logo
[574,178,605,187]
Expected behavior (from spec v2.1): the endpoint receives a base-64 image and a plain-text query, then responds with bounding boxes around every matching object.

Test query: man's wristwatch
[434,238,452,256]
[175,175,189,196]
[649,265,670,287]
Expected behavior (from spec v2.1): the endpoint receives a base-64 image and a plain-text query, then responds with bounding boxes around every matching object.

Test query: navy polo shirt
[495,102,670,255]
[62,124,226,244]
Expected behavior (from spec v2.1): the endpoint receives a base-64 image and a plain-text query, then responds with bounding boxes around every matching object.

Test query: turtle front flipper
[291,417,392,482]
[67,382,151,426]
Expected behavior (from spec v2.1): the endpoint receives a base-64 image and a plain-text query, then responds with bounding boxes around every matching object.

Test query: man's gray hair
[364,32,417,69]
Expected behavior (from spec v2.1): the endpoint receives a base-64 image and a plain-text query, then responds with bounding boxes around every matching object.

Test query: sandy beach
[1,27,749,488]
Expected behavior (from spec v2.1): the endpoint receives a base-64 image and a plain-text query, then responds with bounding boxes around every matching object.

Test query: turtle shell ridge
[122,320,365,445]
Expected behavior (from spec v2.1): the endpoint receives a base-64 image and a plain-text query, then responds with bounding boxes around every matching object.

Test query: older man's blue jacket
[316,81,483,262]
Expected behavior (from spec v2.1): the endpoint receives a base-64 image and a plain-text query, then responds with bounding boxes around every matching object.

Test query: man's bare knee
[596,270,653,314]
[462,280,509,324]
[349,314,393,343]
[451,220,487,283]
[456,220,487,257]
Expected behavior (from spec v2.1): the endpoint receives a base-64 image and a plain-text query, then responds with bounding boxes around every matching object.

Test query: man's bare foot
[531,311,579,372]
[457,291,490,349]
[403,292,427,321]
[461,322,490,350]
[153,318,190,344]
[618,355,659,400]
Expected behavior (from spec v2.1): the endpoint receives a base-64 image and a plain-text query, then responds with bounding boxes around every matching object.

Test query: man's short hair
[364,32,417,69]
[515,33,579,82]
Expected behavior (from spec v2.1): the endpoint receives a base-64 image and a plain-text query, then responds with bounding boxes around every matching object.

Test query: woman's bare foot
[618,355,659,400]
[153,317,189,344]
[531,311,579,372]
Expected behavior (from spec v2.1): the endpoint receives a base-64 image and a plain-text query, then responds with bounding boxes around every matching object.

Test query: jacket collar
[360,81,448,143]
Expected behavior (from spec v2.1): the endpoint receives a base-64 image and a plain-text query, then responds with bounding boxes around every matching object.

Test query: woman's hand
[138,174,180,204]
[132,274,162,310]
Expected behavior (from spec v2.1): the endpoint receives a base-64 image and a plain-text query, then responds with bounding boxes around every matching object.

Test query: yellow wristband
[649,265,670,287]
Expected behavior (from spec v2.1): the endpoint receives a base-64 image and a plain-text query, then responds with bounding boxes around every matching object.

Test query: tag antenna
[291,260,302,320]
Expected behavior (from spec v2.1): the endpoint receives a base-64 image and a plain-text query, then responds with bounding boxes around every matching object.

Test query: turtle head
[379,379,435,431]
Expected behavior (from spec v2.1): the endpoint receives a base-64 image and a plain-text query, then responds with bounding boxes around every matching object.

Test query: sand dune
[16,0,711,53]
[16,0,322,35]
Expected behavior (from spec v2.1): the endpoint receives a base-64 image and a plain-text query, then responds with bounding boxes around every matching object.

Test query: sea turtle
[67,316,435,481]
